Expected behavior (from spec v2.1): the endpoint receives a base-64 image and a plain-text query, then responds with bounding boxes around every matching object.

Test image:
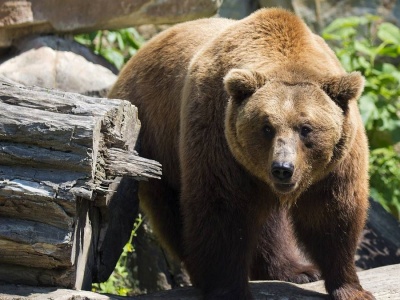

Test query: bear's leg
[291,192,375,300]
[139,179,183,260]
[181,190,259,300]
[250,206,320,283]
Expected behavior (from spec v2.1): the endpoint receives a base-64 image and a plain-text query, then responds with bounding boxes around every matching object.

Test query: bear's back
[109,17,235,188]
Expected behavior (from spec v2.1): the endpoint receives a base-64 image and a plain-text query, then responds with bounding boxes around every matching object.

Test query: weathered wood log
[0,78,161,289]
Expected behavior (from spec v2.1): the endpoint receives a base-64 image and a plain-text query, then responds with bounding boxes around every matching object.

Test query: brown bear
[109,8,373,300]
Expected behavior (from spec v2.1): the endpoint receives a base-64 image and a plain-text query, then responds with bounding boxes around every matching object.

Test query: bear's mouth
[273,182,296,194]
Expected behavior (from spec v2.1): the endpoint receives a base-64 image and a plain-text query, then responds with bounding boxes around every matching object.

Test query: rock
[0,0,223,48]
[356,198,400,270]
[131,264,400,299]
[258,0,400,33]
[9,35,119,73]
[220,0,400,32]
[0,264,399,299]
[0,35,117,96]
[129,219,190,294]
[0,284,112,300]
[218,0,259,19]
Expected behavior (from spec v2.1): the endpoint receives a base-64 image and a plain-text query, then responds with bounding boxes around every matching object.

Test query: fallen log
[0,78,161,289]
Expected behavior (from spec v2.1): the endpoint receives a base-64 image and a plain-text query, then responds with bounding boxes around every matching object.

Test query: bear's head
[224,68,364,204]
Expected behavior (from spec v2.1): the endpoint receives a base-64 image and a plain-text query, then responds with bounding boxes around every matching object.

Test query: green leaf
[356,56,371,70]
[101,48,124,69]
[354,40,374,56]
[106,31,117,44]
[377,22,400,44]
[323,16,366,34]
[381,63,400,84]
[377,45,400,57]
[116,33,125,50]
[381,63,397,73]
[359,94,378,126]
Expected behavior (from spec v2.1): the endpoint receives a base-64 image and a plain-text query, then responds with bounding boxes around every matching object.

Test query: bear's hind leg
[139,179,184,260]
[250,206,320,283]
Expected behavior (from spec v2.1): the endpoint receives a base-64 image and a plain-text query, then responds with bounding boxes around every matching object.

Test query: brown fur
[109,8,373,300]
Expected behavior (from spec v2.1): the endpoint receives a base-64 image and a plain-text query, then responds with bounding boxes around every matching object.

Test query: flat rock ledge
[0,0,223,48]
[0,264,399,300]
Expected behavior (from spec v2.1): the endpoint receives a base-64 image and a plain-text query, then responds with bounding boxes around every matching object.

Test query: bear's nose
[271,162,294,181]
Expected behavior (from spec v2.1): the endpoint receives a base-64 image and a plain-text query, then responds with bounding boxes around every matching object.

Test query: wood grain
[0,78,161,289]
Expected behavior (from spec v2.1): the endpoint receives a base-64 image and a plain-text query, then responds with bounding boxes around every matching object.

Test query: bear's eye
[300,125,312,138]
[263,125,274,138]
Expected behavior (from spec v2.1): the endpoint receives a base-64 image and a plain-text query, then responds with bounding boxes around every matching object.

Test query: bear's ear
[224,69,267,103]
[321,72,365,111]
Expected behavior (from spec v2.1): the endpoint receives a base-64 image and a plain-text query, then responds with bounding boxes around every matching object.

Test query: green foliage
[370,147,400,217]
[323,16,400,218]
[75,28,145,69]
[92,214,143,296]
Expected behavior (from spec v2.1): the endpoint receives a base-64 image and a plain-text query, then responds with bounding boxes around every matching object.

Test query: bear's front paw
[331,285,375,300]
[270,262,321,284]
[289,263,321,284]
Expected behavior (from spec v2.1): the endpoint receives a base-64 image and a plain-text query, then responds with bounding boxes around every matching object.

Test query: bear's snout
[271,161,294,181]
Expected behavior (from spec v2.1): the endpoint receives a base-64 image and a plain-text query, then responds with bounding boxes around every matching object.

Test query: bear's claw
[331,285,376,300]
[269,263,321,284]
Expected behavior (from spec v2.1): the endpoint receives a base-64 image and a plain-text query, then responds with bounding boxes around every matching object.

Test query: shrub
[92,214,143,296]
[75,28,145,70]
[323,16,400,219]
